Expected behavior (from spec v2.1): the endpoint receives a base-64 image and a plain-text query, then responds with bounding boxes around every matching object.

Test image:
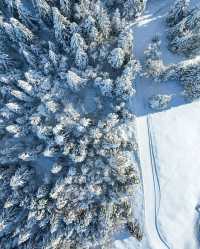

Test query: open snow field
[149,101,200,249]
[115,0,200,248]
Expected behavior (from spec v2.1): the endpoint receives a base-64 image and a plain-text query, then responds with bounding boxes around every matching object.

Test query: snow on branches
[167,2,200,56]
[144,36,168,81]
[149,94,172,111]
[166,0,190,27]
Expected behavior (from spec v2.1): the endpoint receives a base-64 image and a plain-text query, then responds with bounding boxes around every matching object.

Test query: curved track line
[147,115,171,249]
[136,115,171,249]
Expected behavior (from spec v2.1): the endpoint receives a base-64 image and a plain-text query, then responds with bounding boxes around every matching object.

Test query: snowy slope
[148,101,200,249]
[136,115,170,249]
[136,100,200,249]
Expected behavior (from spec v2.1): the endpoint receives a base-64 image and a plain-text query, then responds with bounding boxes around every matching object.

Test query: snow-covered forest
[0,0,147,249]
[1,0,200,249]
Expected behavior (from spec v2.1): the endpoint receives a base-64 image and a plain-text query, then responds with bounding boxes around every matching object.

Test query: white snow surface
[114,0,200,248]
[148,101,200,249]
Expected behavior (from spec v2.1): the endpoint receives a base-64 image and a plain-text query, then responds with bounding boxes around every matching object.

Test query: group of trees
[166,0,200,56]
[170,57,200,100]
[165,0,200,100]
[143,0,200,102]
[0,0,146,248]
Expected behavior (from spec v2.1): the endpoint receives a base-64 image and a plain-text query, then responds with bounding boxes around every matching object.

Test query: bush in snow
[149,94,172,110]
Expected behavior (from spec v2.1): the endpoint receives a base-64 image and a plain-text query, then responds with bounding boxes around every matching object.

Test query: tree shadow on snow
[132,77,191,117]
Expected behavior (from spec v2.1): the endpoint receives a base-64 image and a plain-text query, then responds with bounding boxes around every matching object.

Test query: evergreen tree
[108,48,125,69]
[144,36,167,81]
[52,7,68,48]
[75,48,88,70]
[34,0,53,25]
[123,0,147,20]
[60,0,71,18]
[15,0,38,31]
[166,0,190,27]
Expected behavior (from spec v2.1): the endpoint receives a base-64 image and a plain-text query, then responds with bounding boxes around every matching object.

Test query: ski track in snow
[147,115,171,249]
[136,114,171,249]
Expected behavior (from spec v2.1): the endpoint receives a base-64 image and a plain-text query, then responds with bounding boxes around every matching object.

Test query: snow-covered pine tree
[123,0,147,20]
[96,2,111,39]
[166,0,190,27]
[118,31,134,56]
[52,7,69,48]
[108,47,125,69]
[112,8,125,34]
[75,48,88,70]
[167,3,200,56]
[115,59,140,100]
[144,36,167,81]
[15,0,38,31]
[34,0,53,26]
[59,0,71,18]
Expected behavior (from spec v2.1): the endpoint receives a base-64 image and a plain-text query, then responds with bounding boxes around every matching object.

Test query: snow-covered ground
[148,101,200,249]
[137,114,170,249]
[133,0,185,118]
[115,0,200,248]
[135,99,200,249]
